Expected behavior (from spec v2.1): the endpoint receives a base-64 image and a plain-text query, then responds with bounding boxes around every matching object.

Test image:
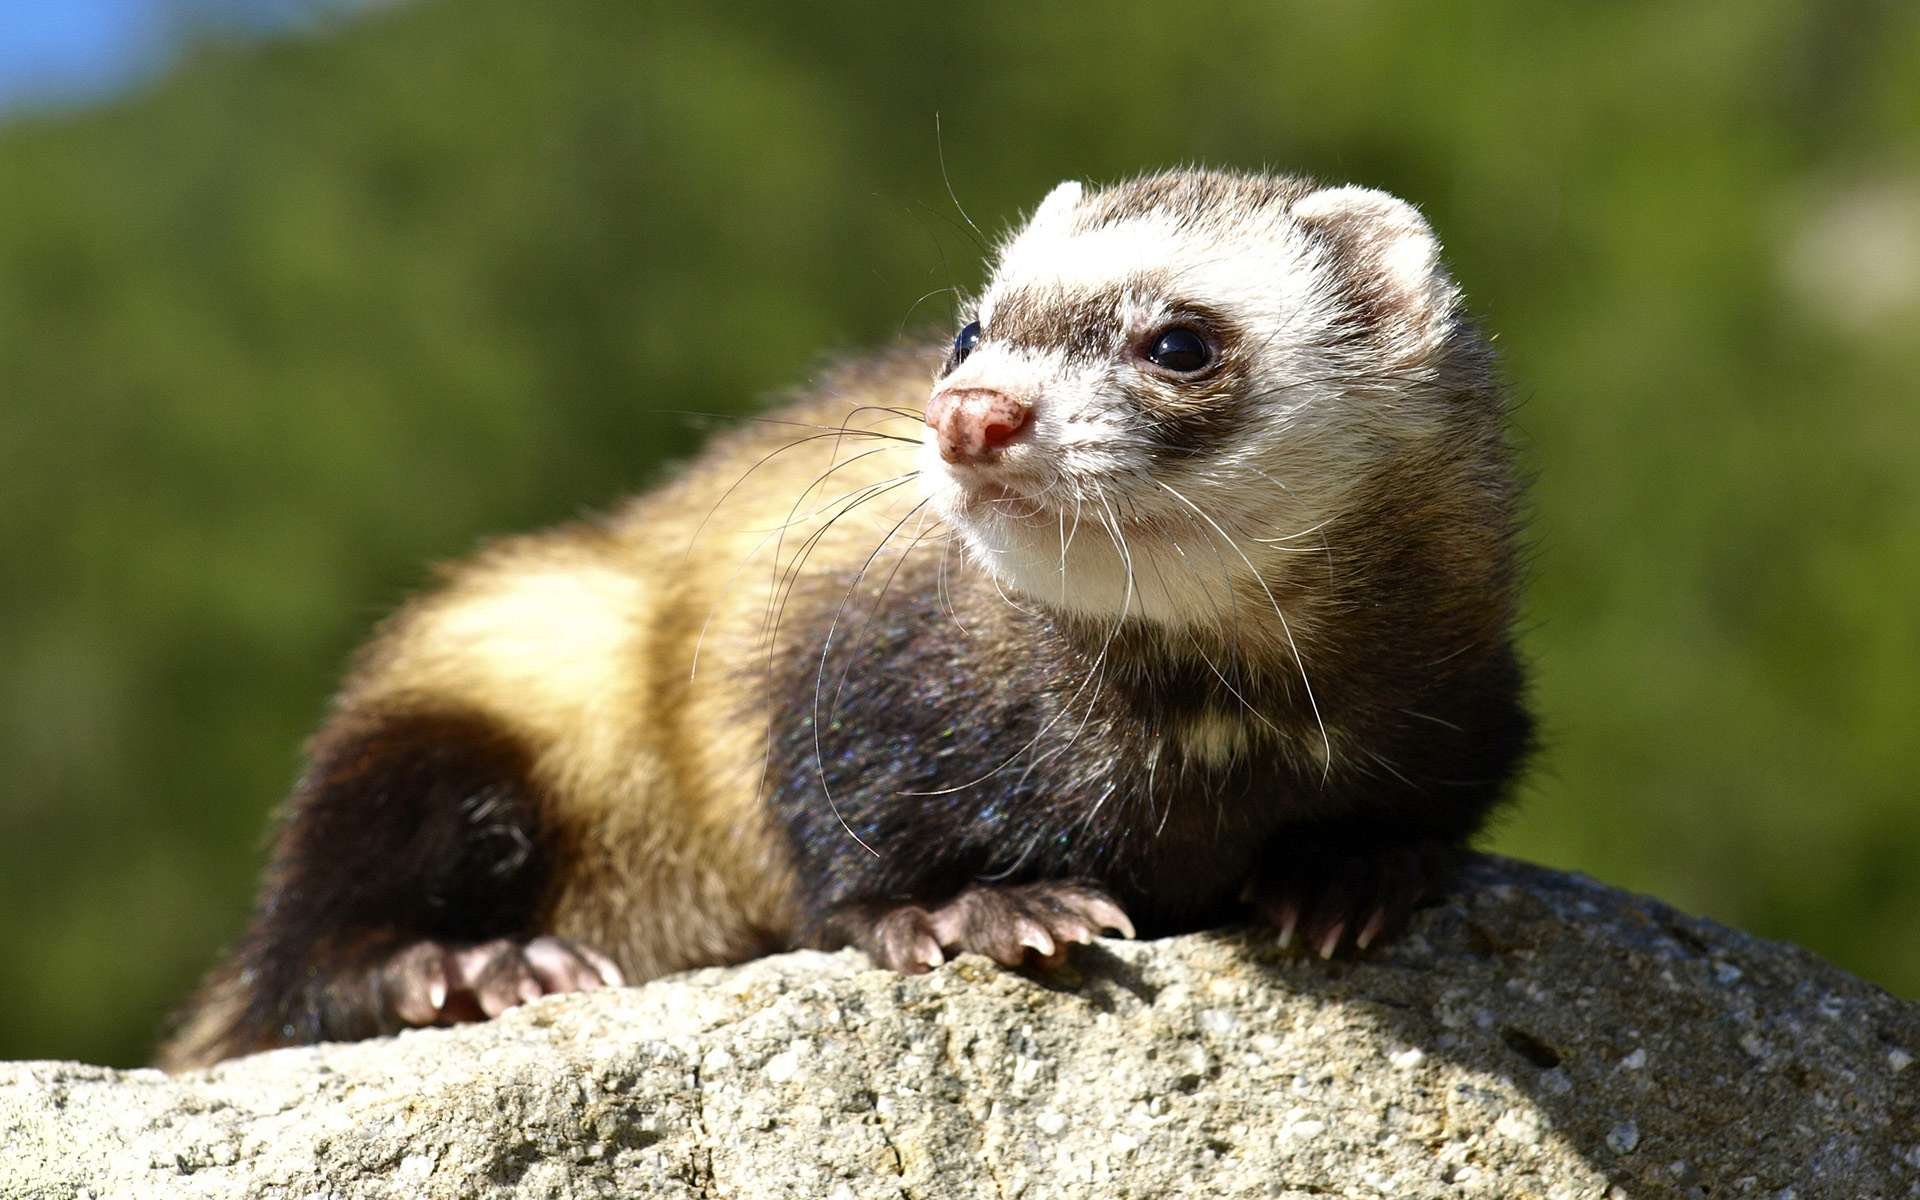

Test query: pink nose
[925,387,1032,464]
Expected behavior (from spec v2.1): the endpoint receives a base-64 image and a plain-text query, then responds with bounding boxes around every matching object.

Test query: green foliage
[2,0,1915,1066]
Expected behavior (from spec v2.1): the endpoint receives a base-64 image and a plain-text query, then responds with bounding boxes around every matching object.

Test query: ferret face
[918,170,1466,630]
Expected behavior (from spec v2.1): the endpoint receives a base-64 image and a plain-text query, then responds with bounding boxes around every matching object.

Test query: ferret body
[161,169,1532,1070]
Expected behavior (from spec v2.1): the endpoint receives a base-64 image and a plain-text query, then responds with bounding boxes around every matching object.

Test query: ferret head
[919,169,1483,633]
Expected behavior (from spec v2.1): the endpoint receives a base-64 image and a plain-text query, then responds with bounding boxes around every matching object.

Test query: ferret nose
[925,387,1032,464]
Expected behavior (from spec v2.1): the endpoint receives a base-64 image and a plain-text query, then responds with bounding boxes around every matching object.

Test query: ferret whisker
[1249,298,1315,358]
[934,112,991,254]
[752,426,917,595]
[1241,465,1296,498]
[1011,573,1114,796]
[1249,514,1334,544]
[899,486,1133,800]
[1177,514,1257,700]
[1402,708,1465,732]
[1031,502,1128,809]
[1059,503,1075,599]
[1243,500,1338,582]
[981,475,1065,524]
[759,480,917,673]
[897,286,959,335]
[692,465,918,679]
[909,198,990,259]
[818,409,900,481]
[829,508,949,716]
[1425,639,1481,669]
[810,494,934,855]
[686,435,910,567]
[1058,490,1087,594]
[1143,734,1165,831]
[753,473,920,815]
[760,471,918,689]
[1089,487,1139,655]
[739,463,922,536]
[899,194,968,327]
[765,474,919,646]
[1044,485,1136,826]
[936,523,969,637]
[977,818,1046,882]
[1148,528,1280,741]
[1362,747,1419,790]
[895,614,1102,796]
[1067,779,1122,849]
[983,558,1039,616]
[1141,531,1221,712]
[659,410,920,444]
[1140,492,1264,804]
[843,403,927,427]
[1154,478,1334,782]
[758,450,917,641]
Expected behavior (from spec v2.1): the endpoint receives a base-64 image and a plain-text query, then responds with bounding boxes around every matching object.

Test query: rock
[3,856,1915,1199]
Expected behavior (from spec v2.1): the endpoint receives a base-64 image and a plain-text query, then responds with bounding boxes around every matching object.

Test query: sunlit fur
[162,169,1531,1069]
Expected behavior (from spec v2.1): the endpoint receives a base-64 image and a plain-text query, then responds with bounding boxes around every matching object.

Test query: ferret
[159,168,1532,1070]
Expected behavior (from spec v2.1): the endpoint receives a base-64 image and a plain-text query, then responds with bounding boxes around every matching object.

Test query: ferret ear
[1028,180,1085,231]
[1292,186,1459,353]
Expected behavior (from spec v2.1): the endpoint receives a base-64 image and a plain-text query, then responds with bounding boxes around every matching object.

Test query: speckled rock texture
[3,856,1915,1200]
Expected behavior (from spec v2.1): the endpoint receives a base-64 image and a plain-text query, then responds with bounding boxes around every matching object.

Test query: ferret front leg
[1245,834,1461,960]
[158,707,620,1069]
[822,880,1136,974]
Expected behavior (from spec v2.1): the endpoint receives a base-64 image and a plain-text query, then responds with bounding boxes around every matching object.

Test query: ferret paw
[848,881,1136,975]
[377,935,625,1027]
[1247,839,1457,960]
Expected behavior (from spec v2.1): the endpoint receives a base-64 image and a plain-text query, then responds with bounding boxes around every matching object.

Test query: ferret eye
[950,320,983,367]
[1145,327,1214,374]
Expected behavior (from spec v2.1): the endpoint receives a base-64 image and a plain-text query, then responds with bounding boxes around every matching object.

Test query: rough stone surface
[3,856,1916,1199]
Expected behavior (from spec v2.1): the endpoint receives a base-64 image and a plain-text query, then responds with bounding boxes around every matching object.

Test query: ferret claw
[574,943,626,989]
[915,940,945,973]
[1318,922,1346,960]
[378,935,625,1028]
[388,945,451,1026]
[1016,922,1057,958]
[867,906,947,974]
[1356,907,1389,951]
[1273,903,1301,950]
[856,880,1135,974]
[1082,897,1136,941]
[1251,838,1456,961]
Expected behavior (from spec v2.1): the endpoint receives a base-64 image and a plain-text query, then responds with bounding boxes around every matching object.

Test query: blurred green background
[2,0,1915,1067]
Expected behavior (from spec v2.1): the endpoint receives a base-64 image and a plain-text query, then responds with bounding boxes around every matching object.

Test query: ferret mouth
[940,469,1057,523]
